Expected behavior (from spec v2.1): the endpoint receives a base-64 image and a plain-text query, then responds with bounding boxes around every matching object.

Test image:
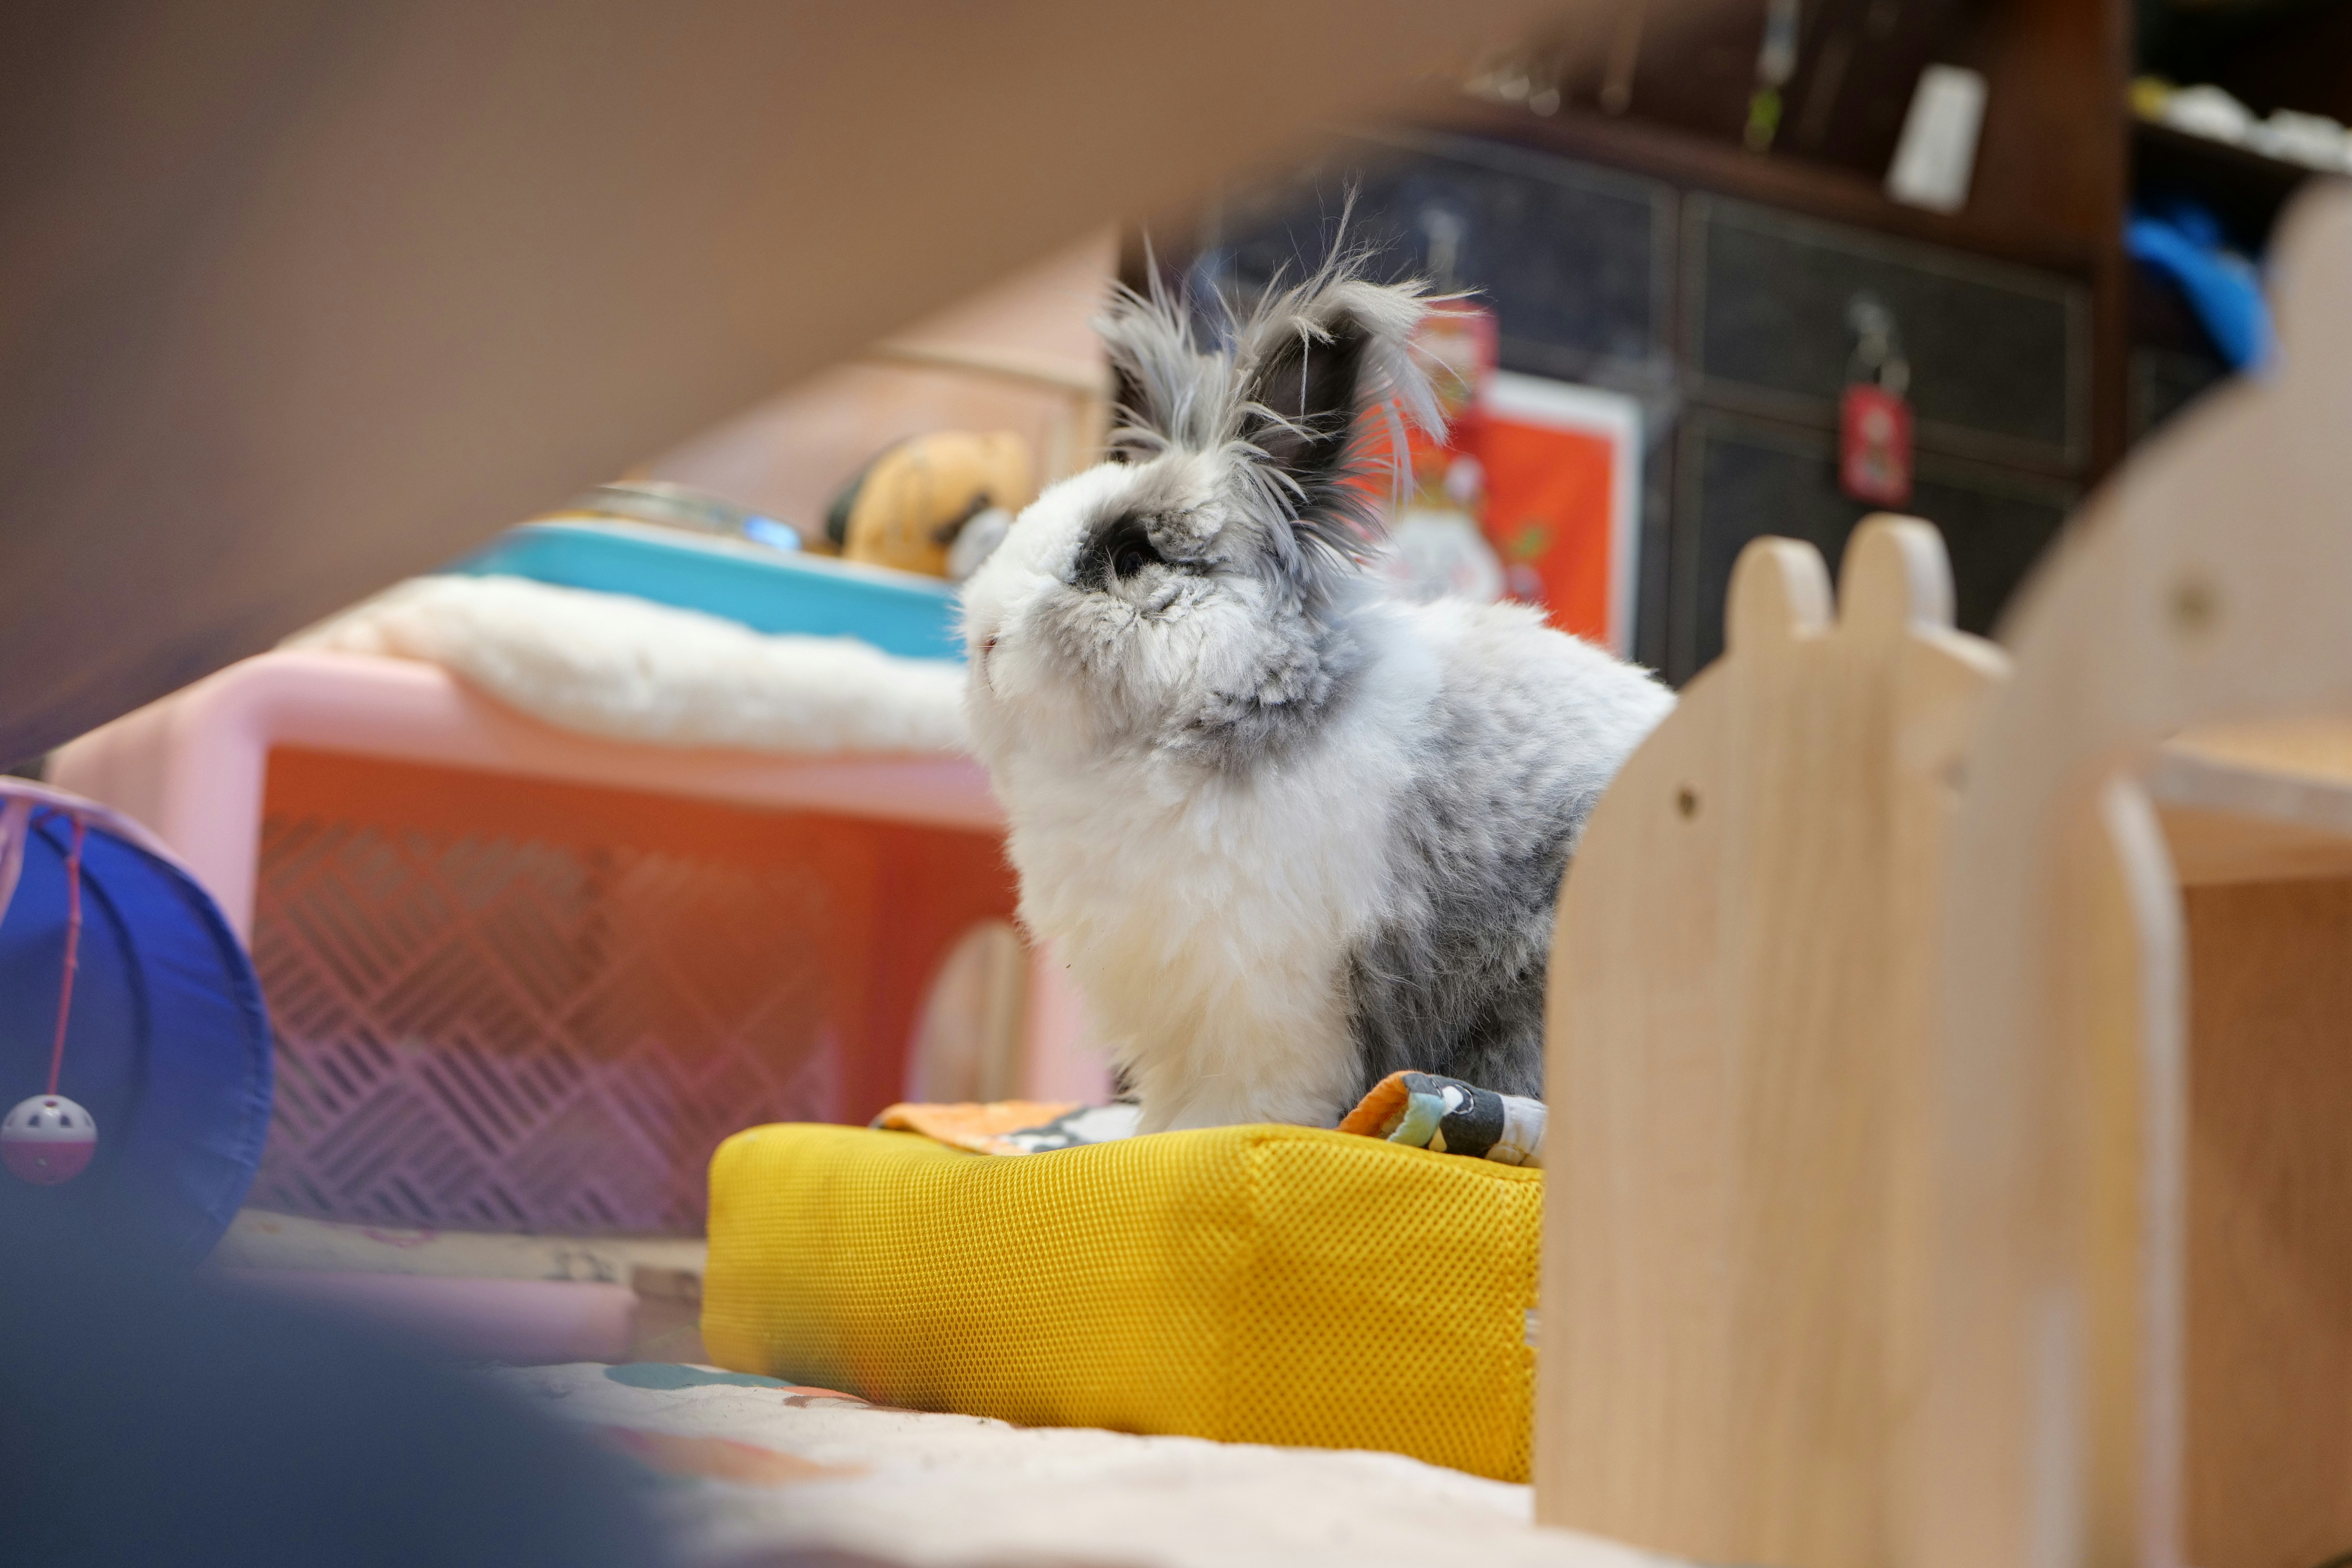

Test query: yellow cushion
[702,1122,1543,1481]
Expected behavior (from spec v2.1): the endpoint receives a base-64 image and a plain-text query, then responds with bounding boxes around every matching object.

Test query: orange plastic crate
[53,651,1049,1238]
[249,752,1016,1232]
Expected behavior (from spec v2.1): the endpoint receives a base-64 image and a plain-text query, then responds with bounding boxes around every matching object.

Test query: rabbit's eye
[1082,513,1167,590]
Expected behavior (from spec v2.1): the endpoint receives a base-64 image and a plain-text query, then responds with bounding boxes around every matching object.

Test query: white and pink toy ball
[3,1094,98,1185]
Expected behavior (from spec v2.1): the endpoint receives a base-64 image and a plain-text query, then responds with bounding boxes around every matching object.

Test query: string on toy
[44,812,86,1098]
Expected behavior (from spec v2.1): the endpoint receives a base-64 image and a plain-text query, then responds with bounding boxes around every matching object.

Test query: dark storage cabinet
[1685,196,2091,472]
[1671,412,2074,679]
[1215,134,1675,383]
[1177,134,2096,681]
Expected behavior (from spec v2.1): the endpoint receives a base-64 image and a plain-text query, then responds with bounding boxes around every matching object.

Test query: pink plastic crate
[54,650,1100,1236]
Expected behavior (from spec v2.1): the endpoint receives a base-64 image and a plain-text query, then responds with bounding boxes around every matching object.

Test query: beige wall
[648,230,1116,533]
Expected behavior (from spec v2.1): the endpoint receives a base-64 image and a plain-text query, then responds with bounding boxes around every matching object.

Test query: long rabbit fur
[960,254,1674,1132]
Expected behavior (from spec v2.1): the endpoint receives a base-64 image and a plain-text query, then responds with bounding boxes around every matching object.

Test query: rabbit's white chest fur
[985,605,1446,1132]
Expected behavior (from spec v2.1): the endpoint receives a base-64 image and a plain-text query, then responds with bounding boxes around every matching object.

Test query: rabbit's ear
[1238,304,1376,495]
[1096,281,1227,460]
[1091,262,1445,584]
[1235,276,1441,532]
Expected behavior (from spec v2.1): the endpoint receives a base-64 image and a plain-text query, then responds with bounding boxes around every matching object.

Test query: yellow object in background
[702,1122,1543,1482]
[830,430,1034,578]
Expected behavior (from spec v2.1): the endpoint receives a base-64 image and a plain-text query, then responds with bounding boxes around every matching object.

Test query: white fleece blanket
[287,574,971,755]
[494,1362,1679,1568]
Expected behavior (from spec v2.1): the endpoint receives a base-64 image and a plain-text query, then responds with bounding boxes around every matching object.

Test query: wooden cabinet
[1168,127,2097,680]
[1671,412,2074,679]
[1209,132,1675,383]
[1685,196,2089,471]
[1671,196,2086,678]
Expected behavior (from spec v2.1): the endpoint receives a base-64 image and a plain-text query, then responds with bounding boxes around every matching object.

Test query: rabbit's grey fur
[960,256,1673,1132]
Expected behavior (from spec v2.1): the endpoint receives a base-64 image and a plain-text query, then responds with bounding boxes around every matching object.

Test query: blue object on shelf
[2127,200,2274,372]
[447,521,963,661]
[0,788,272,1264]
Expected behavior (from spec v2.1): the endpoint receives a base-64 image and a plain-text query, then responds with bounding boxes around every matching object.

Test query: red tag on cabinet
[1839,383,1915,506]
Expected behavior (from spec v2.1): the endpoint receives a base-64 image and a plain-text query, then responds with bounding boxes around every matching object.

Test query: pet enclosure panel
[1537,519,2008,1568]
[2153,726,2352,888]
[2149,727,2352,1568]
[1903,194,2352,1568]
[249,748,1016,1234]
[2180,876,2352,1568]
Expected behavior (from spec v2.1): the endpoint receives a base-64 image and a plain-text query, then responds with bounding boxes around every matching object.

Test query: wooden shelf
[2152,726,2352,885]
[2132,118,2319,250]
[1418,96,2108,277]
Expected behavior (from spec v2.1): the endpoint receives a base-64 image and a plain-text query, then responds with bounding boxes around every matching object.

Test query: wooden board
[1536,515,2006,1568]
[0,0,1578,765]
[2184,877,2352,1568]
[2155,724,2352,886]
[1918,184,2352,1568]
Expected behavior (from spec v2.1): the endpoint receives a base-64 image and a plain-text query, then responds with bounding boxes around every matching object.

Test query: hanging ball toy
[2,1094,97,1184]
[5,810,94,1186]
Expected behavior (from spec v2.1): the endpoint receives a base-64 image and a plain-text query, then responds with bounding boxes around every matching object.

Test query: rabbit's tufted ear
[1091,257,1448,584]
[1235,276,1439,512]
[1096,279,1225,461]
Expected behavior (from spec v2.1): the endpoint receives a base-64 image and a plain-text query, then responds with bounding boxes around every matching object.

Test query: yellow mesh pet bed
[702,1122,1543,1481]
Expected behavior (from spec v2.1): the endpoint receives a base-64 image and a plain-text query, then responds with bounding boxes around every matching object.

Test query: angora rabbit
[960,258,1673,1133]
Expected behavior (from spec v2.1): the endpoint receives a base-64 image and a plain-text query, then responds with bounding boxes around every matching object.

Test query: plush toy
[827,431,1034,580]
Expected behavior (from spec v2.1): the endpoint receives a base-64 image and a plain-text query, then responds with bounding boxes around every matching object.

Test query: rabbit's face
[962,448,1359,766]
[961,262,1441,771]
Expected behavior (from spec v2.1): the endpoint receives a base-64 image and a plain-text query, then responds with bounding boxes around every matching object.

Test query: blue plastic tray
[445,521,964,661]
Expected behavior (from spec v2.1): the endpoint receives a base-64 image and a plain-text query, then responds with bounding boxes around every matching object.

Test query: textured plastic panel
[244,751,1016,1235]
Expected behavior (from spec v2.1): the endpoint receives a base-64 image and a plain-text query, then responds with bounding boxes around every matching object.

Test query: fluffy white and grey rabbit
[960,257,1674,1133]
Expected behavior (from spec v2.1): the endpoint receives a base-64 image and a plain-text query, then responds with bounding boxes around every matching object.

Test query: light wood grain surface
[1920,185,2352,1568]
[0,0,1602,763]
[1537,515,2006,1568]
[2183,878,2352,1568]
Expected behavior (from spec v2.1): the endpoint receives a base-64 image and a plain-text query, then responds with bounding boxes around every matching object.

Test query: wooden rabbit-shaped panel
[1535,516,2007,1568]
[1916,185,2352,1568]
